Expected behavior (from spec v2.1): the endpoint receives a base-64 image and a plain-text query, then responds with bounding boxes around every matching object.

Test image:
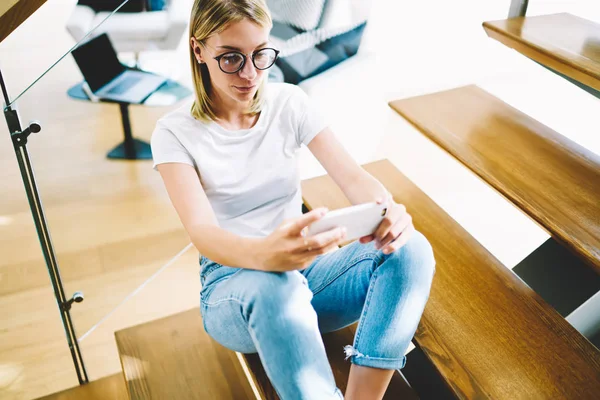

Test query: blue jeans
[199,231,435,399]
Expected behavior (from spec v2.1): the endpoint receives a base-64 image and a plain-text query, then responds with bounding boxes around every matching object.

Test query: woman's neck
[212,90,258,130]
[215,111,259,131]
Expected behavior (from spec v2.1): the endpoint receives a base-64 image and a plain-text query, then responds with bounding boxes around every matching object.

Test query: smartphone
[307,202,388,242]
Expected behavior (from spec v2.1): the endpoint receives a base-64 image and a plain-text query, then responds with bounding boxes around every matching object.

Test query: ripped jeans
[199,231,435,400]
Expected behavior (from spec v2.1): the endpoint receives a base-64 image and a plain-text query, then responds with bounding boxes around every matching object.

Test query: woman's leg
[200,267,343,400]
[301,231,435,398]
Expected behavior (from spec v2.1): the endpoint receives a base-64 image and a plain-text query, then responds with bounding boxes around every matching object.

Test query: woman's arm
[157,163,260,268]
[158,162,347,270]
[307,127,389,204]
[307,128,414,253]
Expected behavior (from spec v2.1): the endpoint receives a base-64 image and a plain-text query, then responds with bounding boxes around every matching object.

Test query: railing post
[1,65,89,385]
[567,290,600,341]
[508,0,528,18]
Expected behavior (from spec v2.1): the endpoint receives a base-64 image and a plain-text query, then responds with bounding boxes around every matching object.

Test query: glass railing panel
[1,0,195,396]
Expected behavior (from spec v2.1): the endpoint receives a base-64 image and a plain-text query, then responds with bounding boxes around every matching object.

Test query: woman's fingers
[373,203,406,247]
[285,207,328,236]
[381,223,415,254]
[359,234,375,244]
[292,226,346,254]
[378,212,412,249]
[300,241,342,260]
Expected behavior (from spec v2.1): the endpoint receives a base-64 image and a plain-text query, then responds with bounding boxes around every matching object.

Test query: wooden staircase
[241,323,417,400]
[115,309,257,399]
[38,160,600,399]
[114,291,416,399]
[303,160,600,399]
[389,85,600,272]
[33,8,600,400]
[483,13,600,93]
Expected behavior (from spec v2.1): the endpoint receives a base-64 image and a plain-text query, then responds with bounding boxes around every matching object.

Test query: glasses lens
[253,49,277,70]
[219,52,245,73]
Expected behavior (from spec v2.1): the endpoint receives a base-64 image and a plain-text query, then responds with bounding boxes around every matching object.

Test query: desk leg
[107,103,152,160]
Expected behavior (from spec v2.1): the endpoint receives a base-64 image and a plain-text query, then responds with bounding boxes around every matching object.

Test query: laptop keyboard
[107,76,143,95]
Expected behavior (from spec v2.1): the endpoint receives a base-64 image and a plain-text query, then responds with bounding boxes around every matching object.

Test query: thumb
[376,192,392,205]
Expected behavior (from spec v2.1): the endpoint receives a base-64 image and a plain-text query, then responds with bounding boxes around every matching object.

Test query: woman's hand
[359,194,414,254]
[252,207,347,272]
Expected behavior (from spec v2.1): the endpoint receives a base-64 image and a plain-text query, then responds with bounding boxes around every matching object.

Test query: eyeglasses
[201,42,280,74]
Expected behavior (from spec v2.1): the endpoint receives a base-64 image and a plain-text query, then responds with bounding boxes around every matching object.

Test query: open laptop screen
[72,33,125,93]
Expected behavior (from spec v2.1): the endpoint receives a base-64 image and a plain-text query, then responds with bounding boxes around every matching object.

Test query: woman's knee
[242,270,315,319]
[201,270,315,352]
[383,230,436,284]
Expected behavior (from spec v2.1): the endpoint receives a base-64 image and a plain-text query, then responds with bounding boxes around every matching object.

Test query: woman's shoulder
[265,83,312,117]
[266,82,306,102]
[155,98,202,133]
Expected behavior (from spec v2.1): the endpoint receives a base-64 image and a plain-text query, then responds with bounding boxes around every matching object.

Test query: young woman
[151,1,435,398]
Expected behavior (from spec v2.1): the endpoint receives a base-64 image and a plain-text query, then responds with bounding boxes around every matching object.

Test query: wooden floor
[0,4,201,399]
[35,374,128,400]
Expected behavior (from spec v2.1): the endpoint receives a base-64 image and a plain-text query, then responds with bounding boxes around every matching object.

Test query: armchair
[66,0,191,53]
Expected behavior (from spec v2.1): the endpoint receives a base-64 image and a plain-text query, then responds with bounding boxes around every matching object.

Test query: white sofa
[66,0,192,53]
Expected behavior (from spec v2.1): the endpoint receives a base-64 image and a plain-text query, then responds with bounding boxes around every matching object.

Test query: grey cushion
[273,22,366,85]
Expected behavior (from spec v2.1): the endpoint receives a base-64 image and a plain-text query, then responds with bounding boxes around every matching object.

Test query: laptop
[71,33,167,103]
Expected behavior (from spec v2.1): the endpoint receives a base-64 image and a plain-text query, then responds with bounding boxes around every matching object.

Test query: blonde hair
[189,0,272,122]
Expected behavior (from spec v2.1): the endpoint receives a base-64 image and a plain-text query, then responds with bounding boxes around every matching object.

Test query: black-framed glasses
[208,46,280,74]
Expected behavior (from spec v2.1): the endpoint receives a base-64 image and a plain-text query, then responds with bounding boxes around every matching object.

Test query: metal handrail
[508,0,528,18]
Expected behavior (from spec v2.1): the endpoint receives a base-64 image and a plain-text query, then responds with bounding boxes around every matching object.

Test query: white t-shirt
[151,83,328,238]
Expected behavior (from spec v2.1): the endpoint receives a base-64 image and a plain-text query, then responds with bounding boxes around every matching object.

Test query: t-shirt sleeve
[292,87,329,147]
[150,123,195,171]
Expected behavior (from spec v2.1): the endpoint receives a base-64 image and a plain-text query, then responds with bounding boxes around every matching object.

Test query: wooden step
[35,374,128,400]
[115,309,257,399]
[241,324,417,399]
[0,0,47,43]
[301,159,600,399]
[115,296,416,399]
[483,13,600,92]
[389,85,600,273]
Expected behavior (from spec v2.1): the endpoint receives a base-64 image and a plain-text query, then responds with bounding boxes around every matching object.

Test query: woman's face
[192,19,271,107]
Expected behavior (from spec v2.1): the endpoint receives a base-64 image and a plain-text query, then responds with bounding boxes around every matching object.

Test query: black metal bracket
[61,292,85,312]
[535,61,600,101]
[4,105,41,147]
[4,105,21,135]
[10,121,41,146]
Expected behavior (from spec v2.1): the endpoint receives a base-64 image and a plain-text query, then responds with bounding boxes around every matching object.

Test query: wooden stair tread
[242,324,417,399]
[35,374,128,400]
[389,85,600,273]
[0,0,48,43]
[301,159,600,399]
[483,13,600,91]
[115,309,257,400]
